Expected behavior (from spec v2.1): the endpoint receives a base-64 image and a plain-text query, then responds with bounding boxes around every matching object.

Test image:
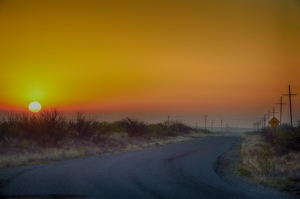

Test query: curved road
[0,136,293,199]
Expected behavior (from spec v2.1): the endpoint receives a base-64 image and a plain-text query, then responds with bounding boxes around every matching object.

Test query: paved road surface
[0,136,293,199]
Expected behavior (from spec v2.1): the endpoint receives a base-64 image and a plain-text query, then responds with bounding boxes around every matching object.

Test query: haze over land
[0,0,299,128]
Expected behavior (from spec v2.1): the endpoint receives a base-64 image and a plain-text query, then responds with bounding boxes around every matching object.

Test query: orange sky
[0,0,299,128]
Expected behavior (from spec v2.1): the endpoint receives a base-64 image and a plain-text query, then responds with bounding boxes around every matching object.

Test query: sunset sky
[0,0,299,128]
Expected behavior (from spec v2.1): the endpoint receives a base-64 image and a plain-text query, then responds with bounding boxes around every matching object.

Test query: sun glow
[28,102,42,113]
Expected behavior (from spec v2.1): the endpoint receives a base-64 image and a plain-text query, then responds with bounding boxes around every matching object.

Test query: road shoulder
[215,136,296,199]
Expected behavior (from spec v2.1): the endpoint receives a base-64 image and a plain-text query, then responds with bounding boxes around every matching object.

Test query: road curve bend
[0,136,293,199]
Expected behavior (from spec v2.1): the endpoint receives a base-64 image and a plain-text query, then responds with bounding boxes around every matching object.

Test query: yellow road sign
[269,117,280,128]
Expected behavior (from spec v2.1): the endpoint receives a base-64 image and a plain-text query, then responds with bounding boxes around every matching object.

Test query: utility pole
[205,115,207,130]
[211,121,213,131]
[167,116,170,125]
[283,85,297,127]
[276,97,286,126]
[270,107,278,117]
[195,122,198,129]
[263,114,267,128]
[267,110,271,127]
[221,120,223,133]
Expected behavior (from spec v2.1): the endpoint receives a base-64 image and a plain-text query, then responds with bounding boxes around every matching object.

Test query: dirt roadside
[215,136,297,199]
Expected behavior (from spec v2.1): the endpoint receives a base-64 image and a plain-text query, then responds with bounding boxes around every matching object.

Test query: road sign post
[269,117,280,133]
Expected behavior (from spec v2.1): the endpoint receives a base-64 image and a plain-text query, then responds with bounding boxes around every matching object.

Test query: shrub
[69,112,97,137]
[118,117,148,137]
[262,123,300,154]
[0,121,23,140]
[92,122,116,143]
[37,109,68,145]
[0,109,69,146]
[239,143,275,175]
[236,166,251,176]
[148,121,193,137]
[169,120,192,134]
[147,123,170,137]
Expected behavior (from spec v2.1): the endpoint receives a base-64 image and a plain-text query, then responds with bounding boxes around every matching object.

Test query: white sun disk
[28,102,42,112]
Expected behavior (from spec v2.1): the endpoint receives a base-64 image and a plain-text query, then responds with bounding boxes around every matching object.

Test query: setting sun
[28,102,42,113]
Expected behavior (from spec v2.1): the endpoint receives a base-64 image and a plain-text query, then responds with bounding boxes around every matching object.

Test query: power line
[263,114,267,128]
[267,110,271,127]
[205,115,207,130]
[276,97,286,126]
[283,85,297,127]
[269,106,278,118]
[221,120,223,132]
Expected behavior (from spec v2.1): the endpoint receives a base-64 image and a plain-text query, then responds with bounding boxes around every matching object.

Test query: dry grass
[240,133,264,152]
[237,132,300,196]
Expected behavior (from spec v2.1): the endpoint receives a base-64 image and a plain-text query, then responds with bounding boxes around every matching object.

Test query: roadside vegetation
[0,109,209,169]
[236,121,300,196]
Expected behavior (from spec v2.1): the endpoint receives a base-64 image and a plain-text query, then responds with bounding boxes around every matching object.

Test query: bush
[38,109,68,145]
[147,123,171,137]
[147,121,193,137]
[0,111,196,147]
[169,120,192,134]
[68,112,97,137]
[0,109,69,146]
[239,143,275,175]
[262,123,300,154]
[92,122,121,143]
[118,117,148,137]
[0,121,23,140]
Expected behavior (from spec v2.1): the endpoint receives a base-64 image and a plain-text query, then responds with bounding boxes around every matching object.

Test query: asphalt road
[0,136,293,199]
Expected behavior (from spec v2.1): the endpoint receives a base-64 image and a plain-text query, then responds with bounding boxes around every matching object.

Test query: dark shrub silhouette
[261,122,300,154]
[118,117,148,137]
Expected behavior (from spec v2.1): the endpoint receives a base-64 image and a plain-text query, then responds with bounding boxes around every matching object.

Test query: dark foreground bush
[261,122,300,154]
[92,121,122,143]
[118,117,148,137]
[68,112,97,137]
[38,109,69,145]
[0,109,69,146]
